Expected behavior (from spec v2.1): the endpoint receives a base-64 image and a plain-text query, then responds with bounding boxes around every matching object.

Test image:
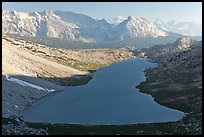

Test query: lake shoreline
[21,58,184,125]
[4,57,194,135]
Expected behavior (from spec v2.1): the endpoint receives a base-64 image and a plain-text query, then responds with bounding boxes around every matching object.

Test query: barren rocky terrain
[135,37,202,134]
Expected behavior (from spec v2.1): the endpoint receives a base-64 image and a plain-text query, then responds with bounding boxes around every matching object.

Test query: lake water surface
[22,58,184,125]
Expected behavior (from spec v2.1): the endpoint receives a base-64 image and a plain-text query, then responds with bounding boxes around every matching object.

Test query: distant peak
[168,20,178,25]
[98,18,110,24]
[127,16,136,21]
[101,18,107,22]
[32,11,40,16]
[41,10,54,15]
[155,18,162,23]
[10,10,17,15]
[115,16,125,19]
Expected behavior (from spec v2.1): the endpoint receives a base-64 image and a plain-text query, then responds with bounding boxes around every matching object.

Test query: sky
[2,2,202,23]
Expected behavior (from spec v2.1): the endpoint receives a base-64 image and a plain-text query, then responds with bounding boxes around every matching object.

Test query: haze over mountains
[2,10,202,49]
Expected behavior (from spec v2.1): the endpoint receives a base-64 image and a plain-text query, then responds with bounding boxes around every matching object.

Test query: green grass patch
[57,75,93,86]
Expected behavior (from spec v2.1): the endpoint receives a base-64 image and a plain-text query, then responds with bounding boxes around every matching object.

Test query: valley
[2,4,202,135]
[2,36,202,135]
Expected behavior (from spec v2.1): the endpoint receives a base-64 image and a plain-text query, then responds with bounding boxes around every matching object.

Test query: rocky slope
[137,37,202,89]
[142,37,202,73]
[2,35,134,134]
[2,36,134,118]
[2,36,83,118]
[2,37,86,78]
[2,117,48,135]
[135,37,202,134]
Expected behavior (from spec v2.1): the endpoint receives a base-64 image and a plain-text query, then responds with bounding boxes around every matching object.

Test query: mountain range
[107,16,202,37]
[153,18,202,36]
[2,10,202,49]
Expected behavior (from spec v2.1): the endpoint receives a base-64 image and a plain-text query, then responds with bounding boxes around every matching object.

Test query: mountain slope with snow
[106,16,126,25]
[113,16,167,40]
[2,10,83,40]
[2,10,189,48]
[154,18,202,36]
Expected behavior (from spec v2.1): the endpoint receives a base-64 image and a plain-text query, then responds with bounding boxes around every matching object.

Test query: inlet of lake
[22,58,184,125]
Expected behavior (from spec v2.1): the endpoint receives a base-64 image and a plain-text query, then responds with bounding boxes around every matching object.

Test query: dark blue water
[22,58,184,125]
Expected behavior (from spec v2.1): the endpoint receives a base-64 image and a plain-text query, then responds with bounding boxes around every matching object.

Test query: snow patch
[5,75,55,92]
